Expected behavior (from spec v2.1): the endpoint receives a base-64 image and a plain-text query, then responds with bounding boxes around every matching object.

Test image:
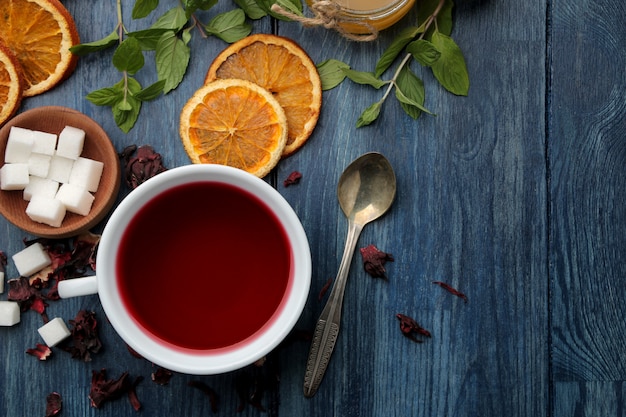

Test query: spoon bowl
[303,152,396,397]
[337,152,397,225]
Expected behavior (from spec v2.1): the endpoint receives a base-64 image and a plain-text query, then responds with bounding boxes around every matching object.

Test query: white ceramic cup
[58,164,311,375]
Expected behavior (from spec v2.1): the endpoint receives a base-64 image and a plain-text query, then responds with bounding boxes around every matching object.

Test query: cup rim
[97,164,311,374]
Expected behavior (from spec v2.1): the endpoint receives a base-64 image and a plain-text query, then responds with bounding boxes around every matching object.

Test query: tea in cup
[58,164,311,374]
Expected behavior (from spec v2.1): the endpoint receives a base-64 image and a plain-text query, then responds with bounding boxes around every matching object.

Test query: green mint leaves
[317,0,469,127]
[70,0,252,132]
[70,0,468,133]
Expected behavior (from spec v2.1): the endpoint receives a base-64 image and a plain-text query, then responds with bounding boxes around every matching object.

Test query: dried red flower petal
[359,244,394,279]
[318,277,332,301]
[45,392,62,417]
[283,171,302,187]
[8,235,100,321]
[151,368,173,385]
[396,313,431,343]
[7,276,43,314]
[89,369,139,409]
[188,380,219,413]
[432,281,468,303]
[128,376,144,411]
[26,343,52,360]
[0,250,7,273]
[64,310,102,361]
[120,145,167,189]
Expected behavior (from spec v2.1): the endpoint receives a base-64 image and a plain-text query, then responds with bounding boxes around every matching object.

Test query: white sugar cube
[47,153,74,183]
[0,271,4,293]
[23,176,59,201]
[68,157,103,192]
[31,130,57,156]
[5,126,34,163]
[55,183,94,216]
[0,163,30,190]
[38,317,71,346]
[56,126,85,160]
[27,153,51,178]
[0,301,20,326]
[12,242,52,277]
[26,195,66,228]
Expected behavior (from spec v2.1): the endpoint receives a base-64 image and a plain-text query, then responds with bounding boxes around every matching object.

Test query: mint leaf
[374,26,422,77]
[273,0,304,16]
[356,101,382,128]
[151,7,188,30]
[127,28,172,50]
[112,37,144,75]
[418,0,454,36]
[132,0,159,19]
[257,0,301,20]
[69,30,119,56]
[234,0,267,19]
[86,85,123,106]
[134,80,166,101]
[155,31,190,94]
[394,65,427,119]
[183,0,218,14]
[342,68,387,89]
[204,9,251,43]
[113,77,142,133]
[316,59,350,90]
[406,39,441,67]
[430,31,469,96]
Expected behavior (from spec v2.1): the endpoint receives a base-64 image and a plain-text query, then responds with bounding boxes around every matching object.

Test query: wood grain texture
[549,0,626,414]
[0,0,623,416]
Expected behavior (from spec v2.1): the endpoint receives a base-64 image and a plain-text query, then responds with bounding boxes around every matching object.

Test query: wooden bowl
[0,106,120,238]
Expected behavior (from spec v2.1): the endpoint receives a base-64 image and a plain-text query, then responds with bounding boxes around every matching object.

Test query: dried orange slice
[0,39,23,126]
[205,34,322,157]
[179,78,288,178]
[0,0,80,97]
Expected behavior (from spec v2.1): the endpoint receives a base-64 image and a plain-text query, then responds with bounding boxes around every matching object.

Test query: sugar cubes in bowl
[0,106,121,238]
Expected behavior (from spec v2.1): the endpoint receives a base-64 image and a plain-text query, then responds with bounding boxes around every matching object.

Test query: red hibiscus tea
[115,181,292,351]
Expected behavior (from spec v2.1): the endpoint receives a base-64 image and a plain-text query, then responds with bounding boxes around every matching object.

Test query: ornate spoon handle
[303,221,362,398]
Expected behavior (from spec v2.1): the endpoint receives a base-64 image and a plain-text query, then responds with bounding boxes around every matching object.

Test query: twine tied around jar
[270,1,379,42]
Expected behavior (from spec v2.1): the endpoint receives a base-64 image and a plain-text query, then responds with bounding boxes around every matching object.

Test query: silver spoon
[303,152,397,398]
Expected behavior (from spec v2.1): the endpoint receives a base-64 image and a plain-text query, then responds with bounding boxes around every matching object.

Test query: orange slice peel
[179,78,288,178]
[0,0,80,97]
[205,34,322,157]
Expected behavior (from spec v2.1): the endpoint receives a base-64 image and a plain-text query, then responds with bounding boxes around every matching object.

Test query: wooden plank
[549,0,626,402]
[276,0,549,415]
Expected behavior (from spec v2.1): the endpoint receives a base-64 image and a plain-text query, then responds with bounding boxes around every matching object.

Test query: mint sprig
[70,0,252,133]
[317,0,469,127]
[70,0,468,132]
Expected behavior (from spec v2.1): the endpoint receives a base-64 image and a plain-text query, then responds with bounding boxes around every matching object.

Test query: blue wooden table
[1,0,625,415]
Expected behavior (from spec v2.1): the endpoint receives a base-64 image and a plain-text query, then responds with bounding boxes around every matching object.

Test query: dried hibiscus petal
[359,244,394,279]
[318,277,332,301]
[7,276,45,315]
[64,310,102,361]
[0,250,7,273]
[120,145,167,190]
[283,171,302,187]
[396,313,431,343]
[45,392,62,417]
[128,376,144,411]
[432,281,468,303]
[89,369,139,409]
[151,368,173,385]
[26,343,52,360]
[10,235,101,322]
